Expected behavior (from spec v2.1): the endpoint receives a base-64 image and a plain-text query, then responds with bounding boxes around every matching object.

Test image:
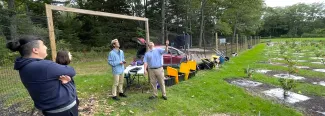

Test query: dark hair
[56,51,71,65]
[6,35,42,57]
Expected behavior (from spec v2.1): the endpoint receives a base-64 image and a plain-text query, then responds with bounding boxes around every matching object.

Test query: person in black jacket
[6,35,78,116]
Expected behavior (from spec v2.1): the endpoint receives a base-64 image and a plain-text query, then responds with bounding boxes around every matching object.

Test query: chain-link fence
[0,5,53,116]
[0,9,51,115]
[0,37,36,116]
[217,35,261,57]
[184,34,261,61]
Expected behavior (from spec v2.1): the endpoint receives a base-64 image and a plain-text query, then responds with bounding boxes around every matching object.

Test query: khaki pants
[148,67,166,96]
[112,74,124,96]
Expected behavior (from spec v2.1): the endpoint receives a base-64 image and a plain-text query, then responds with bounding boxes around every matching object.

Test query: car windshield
[157,46,184,55]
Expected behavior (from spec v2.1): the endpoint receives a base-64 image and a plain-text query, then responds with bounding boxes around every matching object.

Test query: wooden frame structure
[45,4,150,61]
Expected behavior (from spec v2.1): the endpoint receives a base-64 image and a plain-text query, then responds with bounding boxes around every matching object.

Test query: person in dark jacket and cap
[6,35,78,116]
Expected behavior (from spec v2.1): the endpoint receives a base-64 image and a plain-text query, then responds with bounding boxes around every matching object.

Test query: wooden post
[145,20,150,82]
[254,36,257,45]
[238,36,243,50]
[230,36,235,55]
[257,36,260,43]
[166,31,169,44]
[215,32,218,51]
[253,36,255,46]
[236,34,238,53]
[145,20,150,51]
[45,4,57,61]
[245,36,248,49]
[244,36,246,49]
[252,36,254,45]
[258,36,260,43]
[240,36,245,50]
[161,0,165,44]
[250,36,253,47]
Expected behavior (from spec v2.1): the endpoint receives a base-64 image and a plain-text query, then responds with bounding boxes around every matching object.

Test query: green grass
[74,44,303,116]
[252,39,325,98]
[4,38,325,115]
[252,72,325,97]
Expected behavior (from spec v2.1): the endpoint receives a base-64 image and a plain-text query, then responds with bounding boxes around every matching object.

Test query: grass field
[73,43,303,116]
[4,38,325,115]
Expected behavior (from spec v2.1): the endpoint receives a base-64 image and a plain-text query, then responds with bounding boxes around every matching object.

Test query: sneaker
[112,96,120,101]
[149,96,157,100]
[162,96,167,100]
[119,93,127,97]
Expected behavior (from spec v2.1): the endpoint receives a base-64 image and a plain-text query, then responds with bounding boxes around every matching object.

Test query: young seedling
[279,78,297,98]
[244,65,255,78]
[283,56,298,76]
[321,59,325,66]
[290,40,297,49]
[279,45,286,55]
[266,46,273,63]
[279,56,298,98]
[315,43,322,49]
[295,45,302,53]
[314,50,323,58]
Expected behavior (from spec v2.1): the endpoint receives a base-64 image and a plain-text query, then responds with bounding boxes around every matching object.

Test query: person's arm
[122,50,125,62]
[143,53,148,75]
[46,62,76,80]
[108,52,122,67]
[165,40,169,53]
[159,40,169,54]
[158,48,166,55]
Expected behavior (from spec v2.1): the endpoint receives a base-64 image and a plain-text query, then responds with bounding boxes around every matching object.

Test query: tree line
[259,3,325,38]
[0,0,323,51]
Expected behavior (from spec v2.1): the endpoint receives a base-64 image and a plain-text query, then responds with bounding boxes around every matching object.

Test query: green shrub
[243,65,255,78]
[279,78,297,97]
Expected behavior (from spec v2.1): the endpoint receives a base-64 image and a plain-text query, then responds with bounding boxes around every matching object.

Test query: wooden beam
[215,32,218,51]
[45,4,150,61]
[48,4,148,21]
[236,34,238,53]
[45,4,57,61]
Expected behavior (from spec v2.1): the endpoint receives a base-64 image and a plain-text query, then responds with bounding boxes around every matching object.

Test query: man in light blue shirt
[144,40,169,100]
[108,39,127,101]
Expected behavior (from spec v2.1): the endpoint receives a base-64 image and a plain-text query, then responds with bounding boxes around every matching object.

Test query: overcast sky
[265,0,325,7]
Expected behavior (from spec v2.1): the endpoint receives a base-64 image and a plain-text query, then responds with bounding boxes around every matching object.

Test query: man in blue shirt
[144,40,169,100]
[108,39,127,101]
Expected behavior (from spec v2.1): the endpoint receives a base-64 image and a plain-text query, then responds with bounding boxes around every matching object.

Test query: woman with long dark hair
[56,50,79,107]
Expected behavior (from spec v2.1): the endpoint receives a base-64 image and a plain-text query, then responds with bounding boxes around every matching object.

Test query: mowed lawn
[73,44,303,116]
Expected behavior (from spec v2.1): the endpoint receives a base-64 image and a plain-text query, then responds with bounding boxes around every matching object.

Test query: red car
[135,38,187,67]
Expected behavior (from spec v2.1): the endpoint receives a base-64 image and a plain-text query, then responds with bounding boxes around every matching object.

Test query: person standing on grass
[108,39,127,101]
[56,50,79,106]
[6,35,78,116]
[144,40,169,100]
